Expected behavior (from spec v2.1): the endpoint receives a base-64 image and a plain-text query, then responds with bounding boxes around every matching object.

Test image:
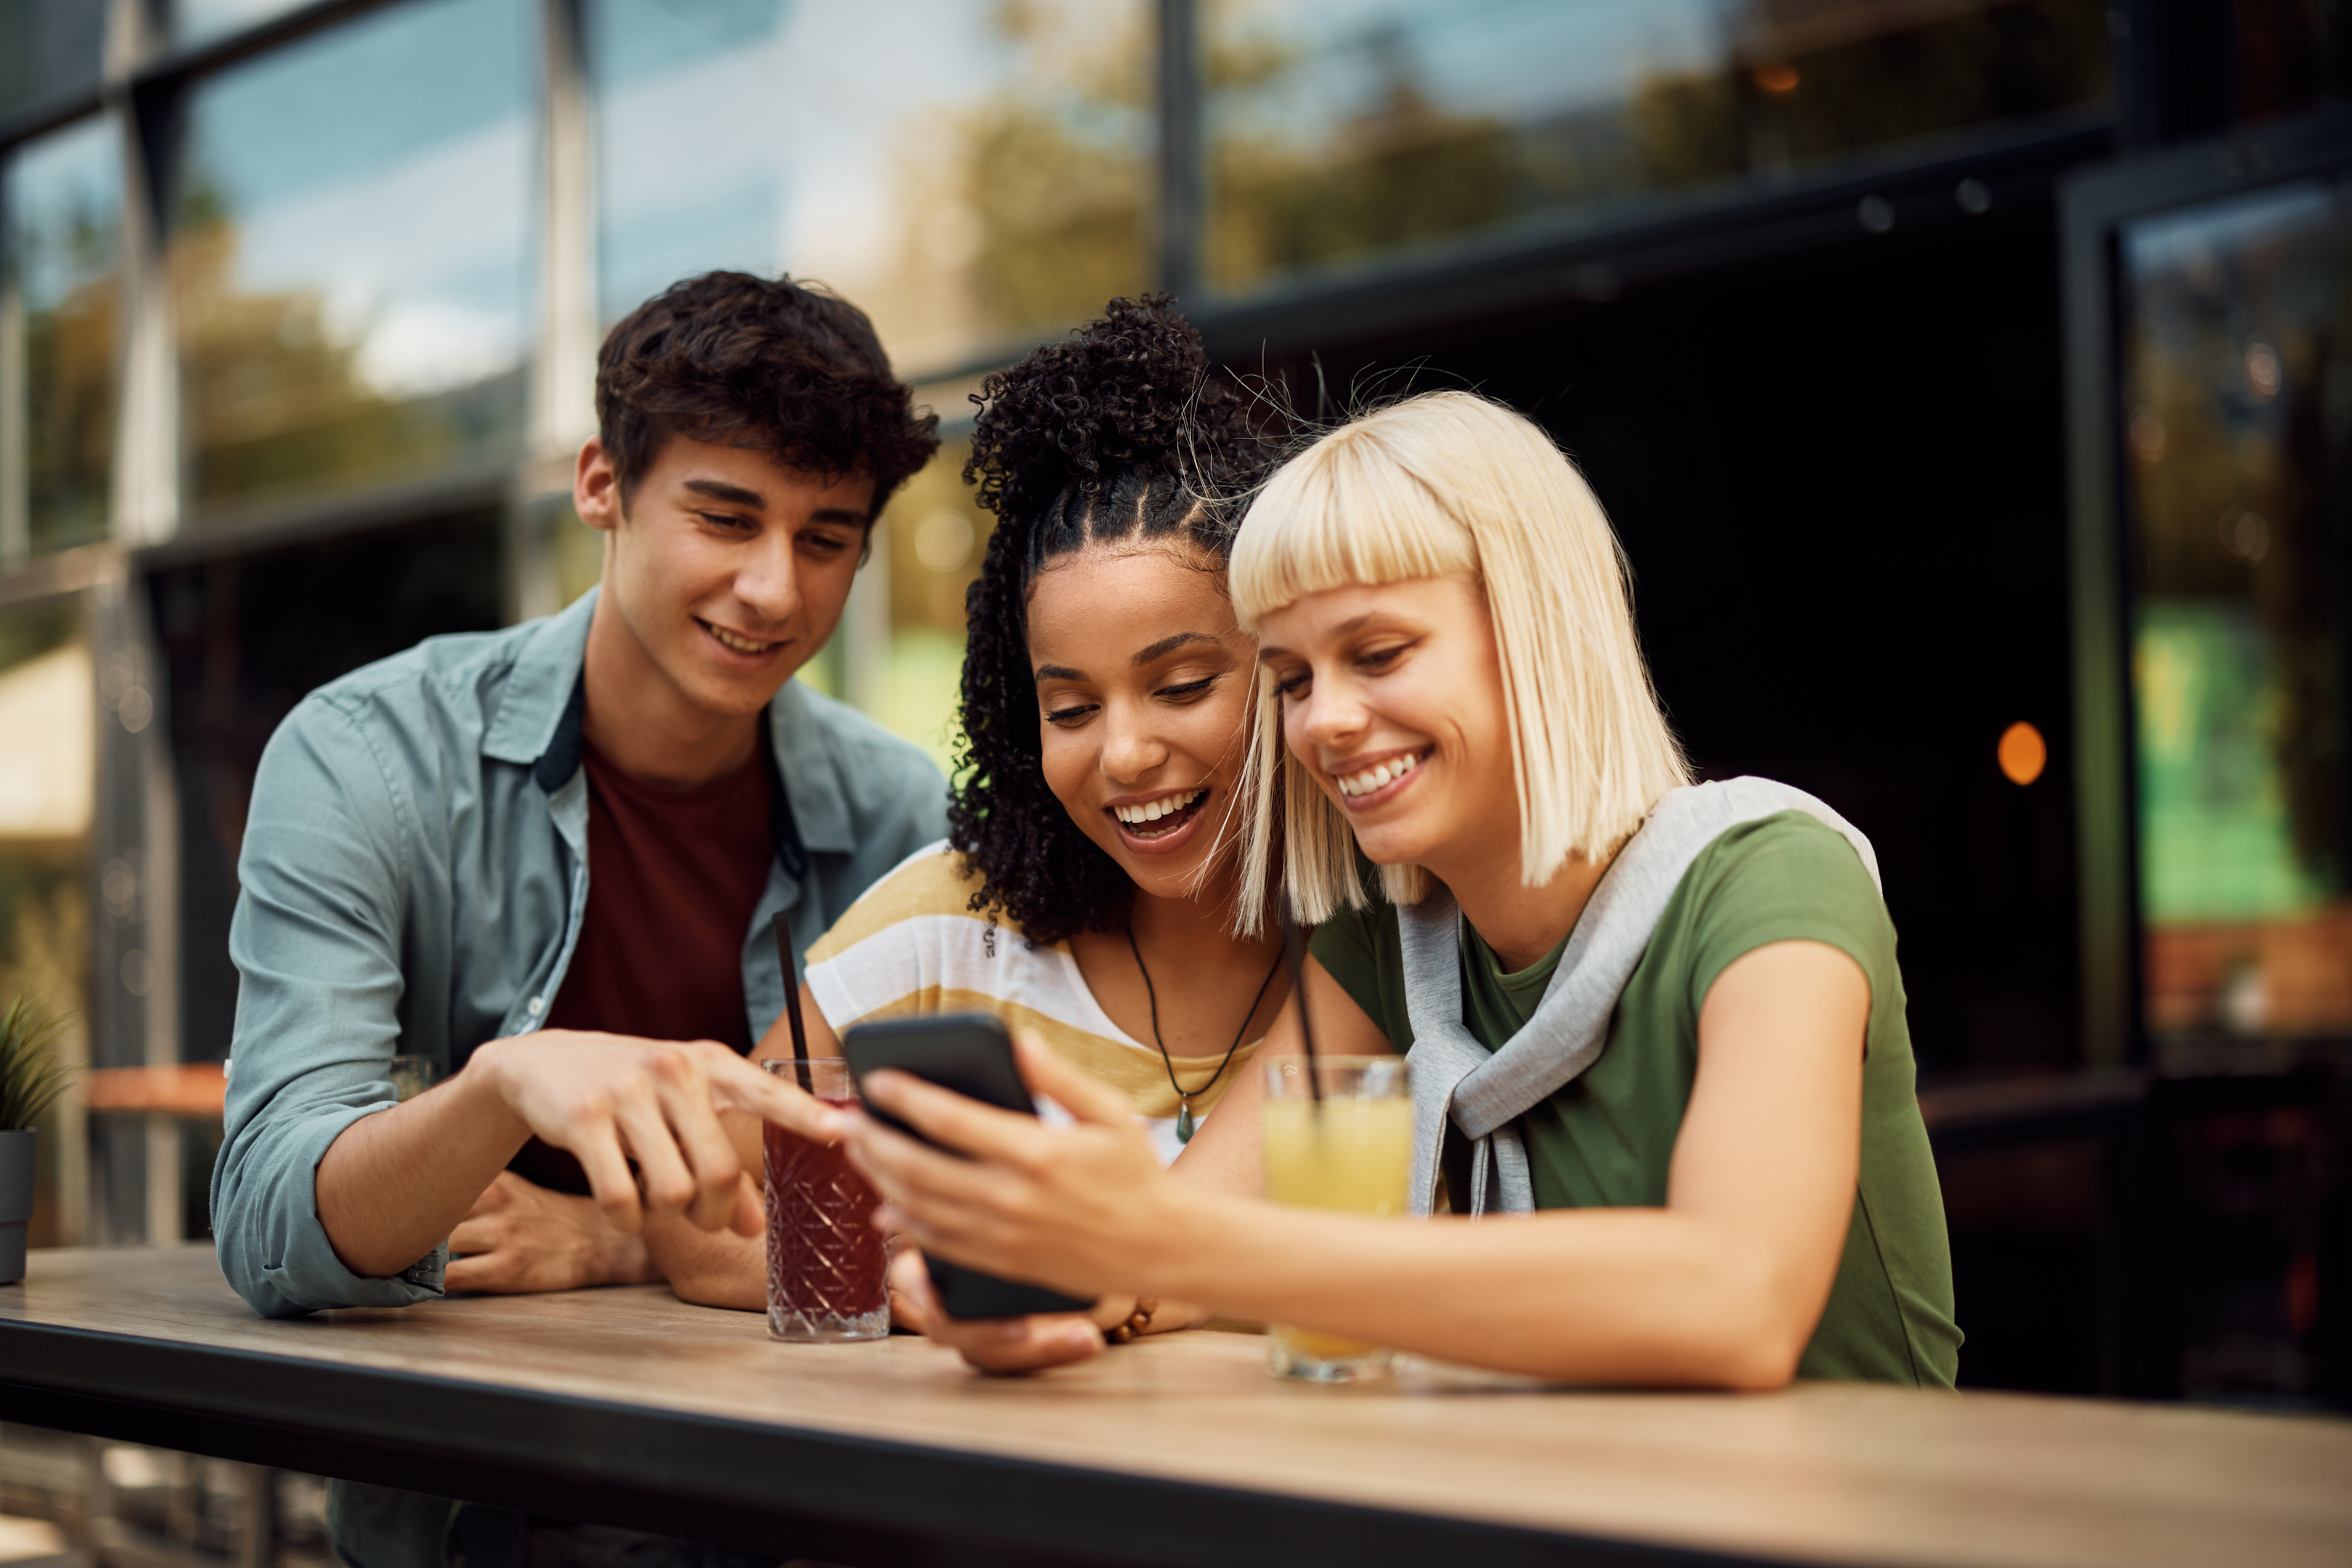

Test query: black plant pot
[0,1128,33,1284]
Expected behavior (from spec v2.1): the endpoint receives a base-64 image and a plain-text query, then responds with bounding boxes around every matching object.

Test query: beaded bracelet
[1103,1298,1160,1344]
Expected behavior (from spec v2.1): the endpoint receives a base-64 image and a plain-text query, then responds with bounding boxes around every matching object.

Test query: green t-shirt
[1311,812,1961,1388]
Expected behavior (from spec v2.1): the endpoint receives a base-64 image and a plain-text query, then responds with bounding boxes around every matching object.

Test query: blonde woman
[846,391,1959,1389]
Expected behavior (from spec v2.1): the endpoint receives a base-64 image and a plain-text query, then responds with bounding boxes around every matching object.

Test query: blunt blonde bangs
[1230,391,1689,928]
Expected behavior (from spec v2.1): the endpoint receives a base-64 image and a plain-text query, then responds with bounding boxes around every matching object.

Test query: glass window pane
[171,0,537,517]
[5,113,123,555]
[0,1,107,119]
[173,0,316,49]
[2123,179,2352,1046]
[149,510,506,1069]
[1205,0,2110,295]
[870,442,986,773]
[0,597,93,1246]
[588,0,1151,378]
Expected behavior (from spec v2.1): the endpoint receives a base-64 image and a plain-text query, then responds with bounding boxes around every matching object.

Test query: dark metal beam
[2112,0,2239,152]
[1,0,402,153]
[1154,0,1204,303]
[1194,115,2110,372]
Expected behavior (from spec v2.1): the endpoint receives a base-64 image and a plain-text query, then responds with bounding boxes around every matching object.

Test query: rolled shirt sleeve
[211,696,444,1318]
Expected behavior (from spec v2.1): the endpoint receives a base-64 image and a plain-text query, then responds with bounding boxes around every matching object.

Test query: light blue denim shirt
[211,589,948,1318]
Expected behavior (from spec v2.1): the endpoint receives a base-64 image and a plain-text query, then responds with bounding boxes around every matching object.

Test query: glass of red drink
[761,1058,889,1342]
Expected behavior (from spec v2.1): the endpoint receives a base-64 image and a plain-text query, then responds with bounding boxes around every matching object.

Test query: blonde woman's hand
[846,1035,1188,1307]
[885,1247,1138,1373]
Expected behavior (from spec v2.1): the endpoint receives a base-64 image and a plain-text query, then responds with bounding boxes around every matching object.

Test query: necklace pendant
[1177,1101,1195,1143]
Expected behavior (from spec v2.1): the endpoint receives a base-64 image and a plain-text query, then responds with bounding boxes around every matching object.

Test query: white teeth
[707,623,776,655]
[1338,753,1421,798]
[1114,788,1205,825]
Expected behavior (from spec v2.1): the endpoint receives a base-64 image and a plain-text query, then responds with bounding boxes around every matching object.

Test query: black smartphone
[838,1013,1095,1320]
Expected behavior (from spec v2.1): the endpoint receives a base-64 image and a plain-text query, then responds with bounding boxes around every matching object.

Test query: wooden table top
[4,1246,2350,1568]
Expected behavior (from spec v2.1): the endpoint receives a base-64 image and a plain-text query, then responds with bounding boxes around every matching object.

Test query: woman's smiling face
[1255,575,1520,883]
[1027,546,1255,905]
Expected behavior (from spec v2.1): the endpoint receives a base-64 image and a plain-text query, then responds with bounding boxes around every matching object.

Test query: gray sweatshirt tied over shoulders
[212,589,948,1318]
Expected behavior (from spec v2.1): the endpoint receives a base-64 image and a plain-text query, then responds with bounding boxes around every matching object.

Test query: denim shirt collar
[478,585,858,858]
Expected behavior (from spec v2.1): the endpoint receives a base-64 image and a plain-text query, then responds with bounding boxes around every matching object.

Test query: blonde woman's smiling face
[1027,547,1255,905]
[1256,576,1519,882]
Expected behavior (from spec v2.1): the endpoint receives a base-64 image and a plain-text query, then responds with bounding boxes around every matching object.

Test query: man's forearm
[315,1051,533,1280]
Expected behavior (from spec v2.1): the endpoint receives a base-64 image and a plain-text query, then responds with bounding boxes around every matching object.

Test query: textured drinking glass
[388,1055,439,1103]
[763,1058,889,1342]
[1259,1055,1412,1382]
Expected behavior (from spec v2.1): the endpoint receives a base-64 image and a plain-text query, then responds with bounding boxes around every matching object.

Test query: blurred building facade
[1,0,2348,1405]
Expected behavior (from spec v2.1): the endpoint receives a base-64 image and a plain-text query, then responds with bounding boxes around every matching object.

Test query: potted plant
[1,996,73,1286]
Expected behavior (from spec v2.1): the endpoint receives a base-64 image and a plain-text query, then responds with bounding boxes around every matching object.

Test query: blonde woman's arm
[849,939,1866,1387]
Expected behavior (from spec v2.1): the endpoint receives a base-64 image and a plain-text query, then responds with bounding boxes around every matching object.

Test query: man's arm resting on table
[317,1049,536,1280]
[317,1032,842,1281]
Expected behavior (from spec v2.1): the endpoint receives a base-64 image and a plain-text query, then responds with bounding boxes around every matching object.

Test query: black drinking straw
[770,910,814,1094]
[1279,910,1322,1105]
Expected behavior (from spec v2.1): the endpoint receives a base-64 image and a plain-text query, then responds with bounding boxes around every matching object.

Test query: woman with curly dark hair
[747,295,1292,1368]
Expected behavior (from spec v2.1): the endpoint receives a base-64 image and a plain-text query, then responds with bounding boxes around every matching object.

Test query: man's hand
[446,1171,662,1294]
[473,1032,844,1237]
[317,1030,846,1283]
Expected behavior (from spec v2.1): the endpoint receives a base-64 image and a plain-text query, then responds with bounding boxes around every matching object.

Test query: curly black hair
[597,271,939,511]
[950,295,1275,945]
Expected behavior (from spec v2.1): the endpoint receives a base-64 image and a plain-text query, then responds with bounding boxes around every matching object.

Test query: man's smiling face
[577,431,876,723]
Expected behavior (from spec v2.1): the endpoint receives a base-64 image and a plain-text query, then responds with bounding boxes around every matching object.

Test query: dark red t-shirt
[509,736,773,1194]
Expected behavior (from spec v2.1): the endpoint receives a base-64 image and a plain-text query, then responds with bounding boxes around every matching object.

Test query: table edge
[0,1315,1757,1568]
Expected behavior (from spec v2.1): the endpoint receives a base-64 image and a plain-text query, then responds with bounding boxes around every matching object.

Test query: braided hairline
[949,471,1244,947]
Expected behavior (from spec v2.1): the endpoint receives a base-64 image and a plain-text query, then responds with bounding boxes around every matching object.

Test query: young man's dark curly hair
[950,295,1278,945]
[597,271,939,513]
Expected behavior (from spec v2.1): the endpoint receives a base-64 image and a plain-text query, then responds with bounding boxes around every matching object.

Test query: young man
[213,271,947,1324]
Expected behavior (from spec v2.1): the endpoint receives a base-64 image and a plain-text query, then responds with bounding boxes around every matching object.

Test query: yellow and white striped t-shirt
[804,842,1259,1167]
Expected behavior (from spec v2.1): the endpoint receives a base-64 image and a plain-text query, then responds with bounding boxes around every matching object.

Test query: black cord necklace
[1124,924,1285,1143]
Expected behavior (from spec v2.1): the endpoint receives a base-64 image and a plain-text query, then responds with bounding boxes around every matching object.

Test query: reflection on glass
[589,0,1149,378]
[0,1,107,120]
[4,115,122,555]
[171,0,536,515]
[0,598,91,1246]
[868,441,987,773]
[2125,180,2352,1042]
[1204,0,2110,293]
[173,0,316,48]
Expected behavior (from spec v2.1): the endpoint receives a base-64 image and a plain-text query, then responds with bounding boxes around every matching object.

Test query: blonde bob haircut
[1230,391,1689,926]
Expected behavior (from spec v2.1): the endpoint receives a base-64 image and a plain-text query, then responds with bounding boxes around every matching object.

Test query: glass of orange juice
[1259,1055,1411,1381]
